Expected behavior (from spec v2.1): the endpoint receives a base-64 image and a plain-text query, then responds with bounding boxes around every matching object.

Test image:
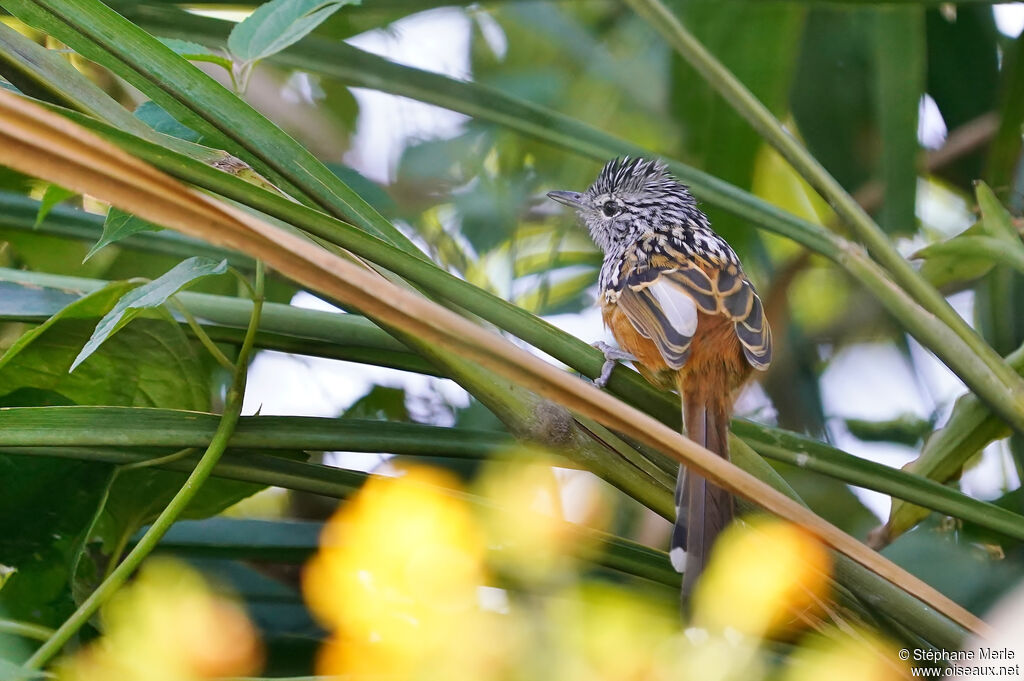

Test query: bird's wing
[712,265,772,371]
[617,261,772,371]
[617,263,706,371]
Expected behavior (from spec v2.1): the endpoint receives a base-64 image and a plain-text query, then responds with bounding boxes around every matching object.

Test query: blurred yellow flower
[476,458,605,583]
[781,631,910,681]
[58,558,262,681]
[691,516,832,637]
[303,466,510,680]
[547,582,685,681]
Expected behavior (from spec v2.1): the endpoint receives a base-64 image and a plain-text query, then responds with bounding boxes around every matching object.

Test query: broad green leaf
[71,257,228,371]
[227,0,360,64]
[0,281,138,373]
[33,184,76,228]
[0,657,44,679]
[157,37,232,71]
[84,207,164,261]
[870,6,924,234]
[95,465,269,562]
[882,525,1024,615]
[0,287,215,627]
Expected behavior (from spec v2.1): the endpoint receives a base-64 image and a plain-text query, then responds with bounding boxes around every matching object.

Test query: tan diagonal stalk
[0,90,988,637]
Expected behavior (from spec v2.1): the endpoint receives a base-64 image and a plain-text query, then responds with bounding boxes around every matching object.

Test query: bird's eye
[602,201,622,217]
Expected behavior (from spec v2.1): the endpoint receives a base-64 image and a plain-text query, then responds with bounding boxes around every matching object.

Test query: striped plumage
[548,157,772,603]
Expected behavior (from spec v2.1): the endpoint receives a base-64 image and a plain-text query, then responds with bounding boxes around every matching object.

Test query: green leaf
[976,180,1023,243]
[915,185,1024,277]
[0,267,439,376]
[85,207,164,261]
[0,281,138,374]
[0,657,45,680]
[96,465,268,562]
[33,184,76,228]
[791,8,875,191]
[0,191,253,269]
[227,0,359,64]
[984,30,1024,207]
[845,414,933,447]
[0,16,228,166]
[669,1,805,245]
[914,223,997,289]
[133,101,201,142]
[915,236,1024,277]
[884,383,1014,543]
[340,385,409,421]
[0,290,216,628]
[871,6,924,234]
[157,37,232,71]
[71,257,228,371]
[11,0,419,255]
[925,6,1000,188]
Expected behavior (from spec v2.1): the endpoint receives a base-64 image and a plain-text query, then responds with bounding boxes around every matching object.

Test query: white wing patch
[648,280,698,337]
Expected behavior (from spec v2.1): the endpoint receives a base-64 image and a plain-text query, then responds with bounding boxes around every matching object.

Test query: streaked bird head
[547,157,705,252]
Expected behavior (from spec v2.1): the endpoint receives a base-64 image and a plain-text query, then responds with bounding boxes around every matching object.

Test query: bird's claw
[592,341,636,388]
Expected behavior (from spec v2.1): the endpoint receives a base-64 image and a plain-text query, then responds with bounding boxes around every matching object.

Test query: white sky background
[243,5,1024,521]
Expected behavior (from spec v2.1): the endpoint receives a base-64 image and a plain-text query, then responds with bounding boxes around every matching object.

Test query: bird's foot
[592,341,637,388]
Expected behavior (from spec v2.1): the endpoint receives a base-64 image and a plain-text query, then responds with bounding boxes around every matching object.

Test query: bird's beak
[547,190,584,209]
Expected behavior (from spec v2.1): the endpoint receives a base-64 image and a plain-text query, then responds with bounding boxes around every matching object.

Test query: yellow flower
[59,558,261,681]
[781,631,910,681]
[303,466,505,680]
[691,516,832,637]
[476,458,605,583]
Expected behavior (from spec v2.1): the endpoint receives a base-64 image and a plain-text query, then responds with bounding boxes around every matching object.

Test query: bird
[548,157,772,601]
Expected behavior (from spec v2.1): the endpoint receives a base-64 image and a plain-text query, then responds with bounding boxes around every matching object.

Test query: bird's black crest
[590,156,680,196]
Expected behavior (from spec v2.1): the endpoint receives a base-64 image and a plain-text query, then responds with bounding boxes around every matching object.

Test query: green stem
[0,618,54,642]
[625,0,1024,432]
[168,299,234,371]
[23,262,265,670]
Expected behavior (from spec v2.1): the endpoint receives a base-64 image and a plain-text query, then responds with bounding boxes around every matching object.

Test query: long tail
[672,392,734,604]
